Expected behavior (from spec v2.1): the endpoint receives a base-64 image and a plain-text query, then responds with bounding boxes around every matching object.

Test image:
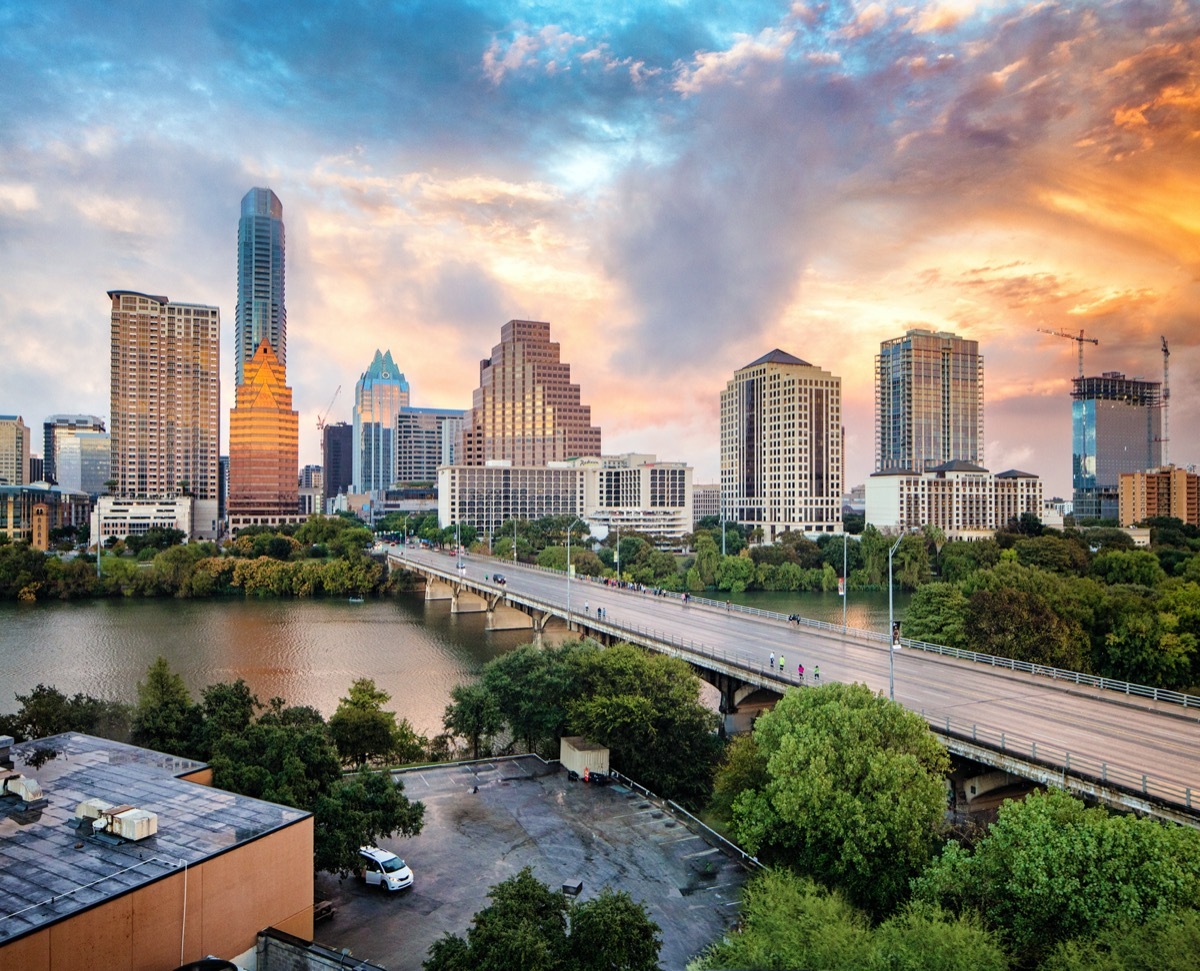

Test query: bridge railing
[928,709,1197,814]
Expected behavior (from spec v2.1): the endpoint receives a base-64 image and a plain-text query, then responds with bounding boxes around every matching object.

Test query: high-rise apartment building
[876,329,984,473]
[1119,465,1199,527]
[0,415,31,486]
[1073,371,1162,521]
[352,350,410,494]
[322,422,353,506]
[720,350,843,539]
[42,414,106,484]
[228,341,299,529]
[108,291,220,537]
[235,188,286,386]
[396,406,465,483]
[460,319,601,467]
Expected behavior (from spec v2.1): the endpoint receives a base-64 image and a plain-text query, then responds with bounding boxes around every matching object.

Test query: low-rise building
[91,495,214,545]
[866,461,1043,539]
[0,733,312,971]
[0,483,91,548]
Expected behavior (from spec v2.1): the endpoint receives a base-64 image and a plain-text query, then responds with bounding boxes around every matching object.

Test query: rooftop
[741,348,812,369]
[0,734,308,946]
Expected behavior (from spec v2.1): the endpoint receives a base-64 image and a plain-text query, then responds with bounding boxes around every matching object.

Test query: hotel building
[108,290,220,539]
[876,329,984,473]
[720,350,843,540]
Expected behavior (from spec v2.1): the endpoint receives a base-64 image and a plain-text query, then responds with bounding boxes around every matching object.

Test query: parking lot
[312,757,749,970]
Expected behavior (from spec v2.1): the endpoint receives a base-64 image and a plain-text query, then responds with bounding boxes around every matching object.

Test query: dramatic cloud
[1,0,1197,498]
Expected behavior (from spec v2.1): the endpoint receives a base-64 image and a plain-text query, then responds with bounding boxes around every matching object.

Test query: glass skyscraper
[235,188,286,386]
[1072,371,1162,521]
[353,350,410,494]
[875,329,984,472]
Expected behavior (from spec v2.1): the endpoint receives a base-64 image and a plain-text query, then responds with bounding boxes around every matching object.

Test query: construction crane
[316,385,341,432]
[1038,328,1099,377]
[1160,336,1170,466]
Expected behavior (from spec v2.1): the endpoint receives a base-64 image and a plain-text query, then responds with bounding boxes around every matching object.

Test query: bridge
[389,545,1200,827]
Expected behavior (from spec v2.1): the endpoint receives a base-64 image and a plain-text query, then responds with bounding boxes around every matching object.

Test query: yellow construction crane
[1038,328,1099,377]
[316,385,341,431]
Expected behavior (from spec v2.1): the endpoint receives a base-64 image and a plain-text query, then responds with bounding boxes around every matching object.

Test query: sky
[2,0,1198,499]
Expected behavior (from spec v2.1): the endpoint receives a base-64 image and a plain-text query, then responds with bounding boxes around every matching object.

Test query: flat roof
[0,734,308,945]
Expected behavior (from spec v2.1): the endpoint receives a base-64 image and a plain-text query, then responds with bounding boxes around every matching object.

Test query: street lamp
[566,517,585,629]
[513,517,518,565]
[886,528,917,701]
[455,521,462,572]
[614,521,621,579]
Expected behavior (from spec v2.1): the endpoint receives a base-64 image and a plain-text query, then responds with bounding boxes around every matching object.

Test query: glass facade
[352,350,410,493]
[228,341,299,518]
[875,329,983,472]
[1072,372,1161,521]
[235,188,286,386]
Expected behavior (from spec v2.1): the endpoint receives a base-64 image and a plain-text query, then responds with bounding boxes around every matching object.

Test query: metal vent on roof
[76,798,159,841]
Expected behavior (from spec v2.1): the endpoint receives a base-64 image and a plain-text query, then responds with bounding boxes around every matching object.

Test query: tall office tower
[29,455,44,483]
[1073,371,1162,521]
[322,421,353,505]
[0,415,31,485]
[56,430,111,498]
[43,414,106,484]
[875,328,984,472]
[352,350,410,493]
[235,188,286,386]
[720,350,843,539]
[460,319,601,466]
[228,341,299,524]
[108,291,220,518]
[396,406,465,483]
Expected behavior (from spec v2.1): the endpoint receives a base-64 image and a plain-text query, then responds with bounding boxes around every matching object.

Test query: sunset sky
[2,0,1197,499]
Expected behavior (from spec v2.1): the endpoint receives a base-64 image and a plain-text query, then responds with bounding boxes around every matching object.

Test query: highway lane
[394,547,1200,805]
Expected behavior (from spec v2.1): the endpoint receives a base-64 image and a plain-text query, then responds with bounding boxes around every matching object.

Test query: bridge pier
[702,671,781,737]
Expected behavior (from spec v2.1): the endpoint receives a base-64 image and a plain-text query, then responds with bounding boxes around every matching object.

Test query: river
[0,589,908,735]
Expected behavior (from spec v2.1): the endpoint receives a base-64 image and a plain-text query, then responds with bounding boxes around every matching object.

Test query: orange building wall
[0,816,313,971]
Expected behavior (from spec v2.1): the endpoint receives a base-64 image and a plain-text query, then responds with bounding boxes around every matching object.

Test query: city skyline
[2,1,1197,499]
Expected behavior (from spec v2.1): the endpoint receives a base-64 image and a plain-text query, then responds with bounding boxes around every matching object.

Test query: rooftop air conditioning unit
[77,798,159,841]
[1,770,44,803]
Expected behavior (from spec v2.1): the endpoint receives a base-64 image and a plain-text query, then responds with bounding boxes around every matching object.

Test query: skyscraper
[56,430,111,499]
[235,188,286,387]
[720,350,843,539]
[42,414,105,485]
[322,421,353,506]
[396,406,465,483]
[0,415,31,486]
[875,329,984,472]
[352,350,410,493]
[1073,371,1162,521]
[108,290,220,535]
[228,340,299,527]
[460,319,601,466]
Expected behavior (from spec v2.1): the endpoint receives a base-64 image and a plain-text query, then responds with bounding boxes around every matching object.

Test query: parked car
[358,846,414,892]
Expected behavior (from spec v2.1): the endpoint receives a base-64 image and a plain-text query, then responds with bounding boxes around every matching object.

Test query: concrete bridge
[390,546,1200,827]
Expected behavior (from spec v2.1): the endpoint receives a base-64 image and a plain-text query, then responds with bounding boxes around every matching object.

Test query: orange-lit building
[0,733,313,971]
[460,319,601,466]
[228,340,300,531]
[1119,465,1200,527]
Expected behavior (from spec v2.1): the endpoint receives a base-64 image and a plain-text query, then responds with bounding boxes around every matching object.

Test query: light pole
[513,517,518,565]
[842,532,847,633]
[614,521,621,579]
[565,517,584,629]
[455,521,462,572]
[886,529,915,701]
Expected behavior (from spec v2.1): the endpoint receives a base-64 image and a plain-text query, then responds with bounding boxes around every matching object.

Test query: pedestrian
[585,601,590,614]
[798,662,804,683]
[814,665,820,683]
[769,652,775,670]
[778,654,785,675]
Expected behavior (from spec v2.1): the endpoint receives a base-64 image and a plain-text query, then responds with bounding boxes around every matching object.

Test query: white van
[358,845,414,892]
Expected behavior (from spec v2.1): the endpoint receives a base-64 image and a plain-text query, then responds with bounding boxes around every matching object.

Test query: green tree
[1041,910,1200,971]
[480,641,585,755]
[1091,549,1168,587]
[901,583,969,648]
[312,769,425,875]
[131,656,200,756]
[571,888,663,971]
[913,788,1200,964]
[443,683,503,759]
[728,682,950,915]
[965,586,1086,668]
[329,677,425,766]
[190,679,260,759]
[4,684,131,742]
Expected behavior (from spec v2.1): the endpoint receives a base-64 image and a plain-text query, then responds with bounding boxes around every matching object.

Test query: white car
[358,845,414,892]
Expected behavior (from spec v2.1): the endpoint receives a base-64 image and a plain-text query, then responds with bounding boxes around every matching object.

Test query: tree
[1091,549,1168,587]
[424,868,660,971]
[900,583,969,648]
[965,586,1085,668]
[1041,910,1200,971]
[443,683,503,759]
[312,769,425,875]
[190,679,260,759]
[4,684,131,742]
[913,788,1200,964]
[480,641,585,755]
[329,677,425,766]
[568,642,722,804]
[728,682,950,915]
[131,656,200,756]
